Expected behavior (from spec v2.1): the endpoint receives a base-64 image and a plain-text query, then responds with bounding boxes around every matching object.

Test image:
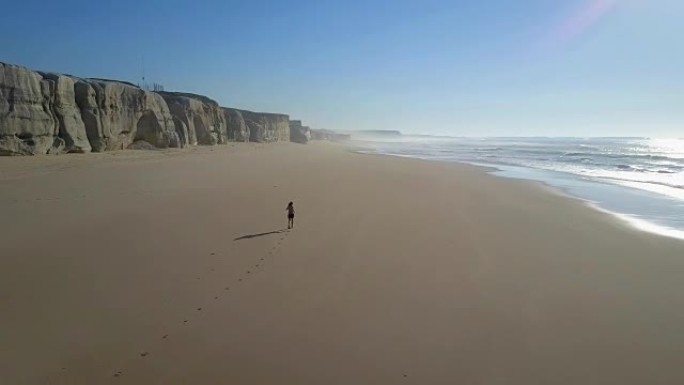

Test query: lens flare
[554,0,619,44]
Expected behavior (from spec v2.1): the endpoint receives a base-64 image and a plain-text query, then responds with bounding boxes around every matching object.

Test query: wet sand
[1,142,683,384]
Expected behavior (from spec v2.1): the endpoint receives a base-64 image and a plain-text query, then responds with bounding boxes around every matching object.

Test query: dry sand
[1,142,683,385]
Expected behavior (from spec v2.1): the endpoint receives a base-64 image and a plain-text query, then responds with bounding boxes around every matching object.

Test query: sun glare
[555,0,619,44]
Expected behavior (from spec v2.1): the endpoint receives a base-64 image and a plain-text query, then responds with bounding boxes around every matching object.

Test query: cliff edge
[1,62,298,155]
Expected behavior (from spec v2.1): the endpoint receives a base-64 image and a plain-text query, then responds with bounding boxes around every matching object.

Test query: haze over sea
[355,136,684,240]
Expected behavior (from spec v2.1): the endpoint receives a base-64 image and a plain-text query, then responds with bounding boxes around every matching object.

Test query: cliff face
[0,63,68,155]
[289,120,311,144]
[74,79,179,151]
[39,72,92,153]
[221,108,290,143]
[158,92,227,146]
[222,108,250,142]
[0,62,179,154]
[240,110,289,143]
[1,61,294,155]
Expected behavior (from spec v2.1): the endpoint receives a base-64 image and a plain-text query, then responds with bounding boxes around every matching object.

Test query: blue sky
[1,0,682,137]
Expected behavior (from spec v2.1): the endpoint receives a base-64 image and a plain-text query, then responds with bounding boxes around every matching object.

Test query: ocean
[353,137,684,240]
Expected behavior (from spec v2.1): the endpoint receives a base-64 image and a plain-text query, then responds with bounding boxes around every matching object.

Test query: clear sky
[1,0,682,137]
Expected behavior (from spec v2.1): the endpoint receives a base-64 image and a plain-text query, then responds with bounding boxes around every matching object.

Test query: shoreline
[2,142,684,384]
[483,163,684,242]
[352,146,684,241]
[490,164,684,241]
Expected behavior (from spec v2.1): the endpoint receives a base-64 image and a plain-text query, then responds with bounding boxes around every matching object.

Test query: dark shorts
[288,214,294,219]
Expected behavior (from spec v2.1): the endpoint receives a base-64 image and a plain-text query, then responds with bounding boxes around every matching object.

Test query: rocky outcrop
[222,108,290,143]
[289,120,310,144]
[222,108,250,142]
[1,63,63,155]
[39,73,92,153]
[75,79,179,151]
[240,110,289,143]
[0,62,179,155]
[1,61,296,155]
[158,92,226,146]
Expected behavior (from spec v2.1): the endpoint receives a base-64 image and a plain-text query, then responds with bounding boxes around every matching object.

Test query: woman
[286,202,295,229]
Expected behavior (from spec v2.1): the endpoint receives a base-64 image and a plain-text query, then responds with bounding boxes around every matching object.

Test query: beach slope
[1,143,683,384]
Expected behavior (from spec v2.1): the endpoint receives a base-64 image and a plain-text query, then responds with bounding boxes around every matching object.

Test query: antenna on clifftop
[142,55,146,86]
[136,55,164,92]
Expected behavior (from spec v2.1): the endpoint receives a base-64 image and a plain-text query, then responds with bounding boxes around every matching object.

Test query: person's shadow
[233,229,285,241]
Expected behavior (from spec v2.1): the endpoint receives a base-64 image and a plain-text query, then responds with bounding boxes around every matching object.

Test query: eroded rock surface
[0,62,60,155]
[240,110,289,143]
[1,61,294,155]
[222,108,250,142]
[289,120,311,144]
[158,92,226,146]
[75,79,178,151]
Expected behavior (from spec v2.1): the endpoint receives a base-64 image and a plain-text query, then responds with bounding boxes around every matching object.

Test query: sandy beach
[1,142,683,385]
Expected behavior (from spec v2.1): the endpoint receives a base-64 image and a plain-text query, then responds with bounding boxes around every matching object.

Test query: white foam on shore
[355,148,684,242]
[496,171,684,242]
[586,202,684,241]
[507,176,684,241]
[610,180,684,201]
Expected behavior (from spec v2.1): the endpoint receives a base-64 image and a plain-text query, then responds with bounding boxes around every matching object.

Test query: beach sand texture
[1,143,683,384]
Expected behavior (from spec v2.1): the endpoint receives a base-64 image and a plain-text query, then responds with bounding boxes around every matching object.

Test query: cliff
[0,63,88,155]
[289,120,311,144]
[0,61,294,155]
[74,78,179,151]
[222,108,250,142]
[39,72,92,153]
[238,110,290,143]
[158,92,227,146]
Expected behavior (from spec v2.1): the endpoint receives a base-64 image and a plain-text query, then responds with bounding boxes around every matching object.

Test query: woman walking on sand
[286,202,295,229]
